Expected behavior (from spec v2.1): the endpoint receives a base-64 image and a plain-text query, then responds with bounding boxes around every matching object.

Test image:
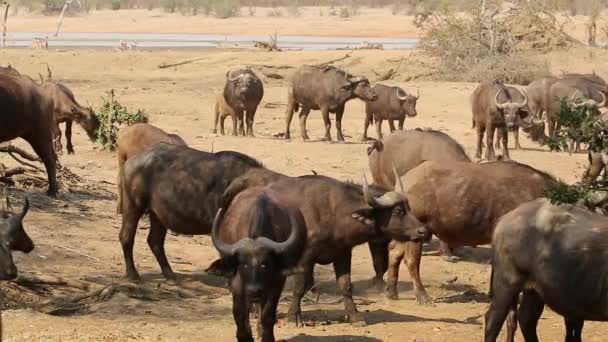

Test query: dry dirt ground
[1,34,608,342]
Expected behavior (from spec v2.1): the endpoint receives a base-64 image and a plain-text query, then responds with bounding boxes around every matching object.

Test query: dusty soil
[1,41,608,341]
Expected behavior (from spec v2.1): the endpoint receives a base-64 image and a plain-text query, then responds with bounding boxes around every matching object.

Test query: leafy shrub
[214,0,240,18]
[267,8,282,17]
[95,91,149,151]
[111,0,121,10]
[339,7,350,18]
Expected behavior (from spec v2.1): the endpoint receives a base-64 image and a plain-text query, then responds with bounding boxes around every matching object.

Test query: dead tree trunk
[2,2,9,49]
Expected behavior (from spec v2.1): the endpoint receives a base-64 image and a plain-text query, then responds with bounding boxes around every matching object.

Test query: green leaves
[94,92,148,152]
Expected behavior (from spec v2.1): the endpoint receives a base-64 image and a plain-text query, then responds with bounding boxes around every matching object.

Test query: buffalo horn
[516,88,528,109]
[415,89,420,100]
[211,208,252,257]
[348,75,364,83]
[392,165,404,192]
[494,89,507,109]
[255,212,302,255]
[362,170,403,208]
[395,88,408,100]
[570,89,583,102]
[226,70,241,82]
[598,91,607,108]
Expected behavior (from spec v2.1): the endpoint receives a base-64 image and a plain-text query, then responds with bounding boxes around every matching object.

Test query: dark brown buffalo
[118,144,284,280]
[485,198,608,342]
[115,123,187,214]
[40,81,100,155]
[0,75,58,196]
[361,84,419,141]
[366,128,471,302]
[238,174,428,326]
[222,68,264,137]
[212,188,306,342]
[385,160,558,302]
[0,196,34,280]
[472,80,528,160]
[0,64,20,76]
[285,65,377,142]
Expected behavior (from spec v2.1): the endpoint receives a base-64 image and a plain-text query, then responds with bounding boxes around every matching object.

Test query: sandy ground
[1,42,608,341]
[4,6,608,42]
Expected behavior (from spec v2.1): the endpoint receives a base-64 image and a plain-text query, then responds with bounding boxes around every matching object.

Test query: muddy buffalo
[221,68,264,137]
[361,84,418,141]
[115,123,187,214]
[285,65,377,142]
[0,75,58,196]
[524,76,558,119]
[472,80,528,160]
[40,81,100,155]
[366,128,471,302]
[212,188,306,342]
[118,144,284,280]
[384,160,558,301]
[485,198,608,342]
[0,196,34,280]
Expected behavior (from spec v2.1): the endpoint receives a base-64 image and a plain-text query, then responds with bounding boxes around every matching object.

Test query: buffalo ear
[351,208,376,226]
[205,257,237,278]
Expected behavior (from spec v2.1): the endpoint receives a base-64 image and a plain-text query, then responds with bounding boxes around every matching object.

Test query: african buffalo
[366,128,471,302]
[231,174,428,326]
[472,80,528,160]
[485,198,608,342]
[361,84,419,141]
[562,71,607,87]
[40,81,100,155]
[285,65,377,142]
[118,144,284,280]
[115,123,187,214]
[0,196,34,280]
[212,92,237,136]
[384,160,558,301]
[221,68,264,137]
[212,188,306,342]
[0,75,58,196]
[524,76,558,119]
[0,64,19,76]
[582,151,608,185]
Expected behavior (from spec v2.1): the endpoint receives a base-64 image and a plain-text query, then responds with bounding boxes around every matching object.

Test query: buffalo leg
[386,243,404,299]
[119,207,144,281]
[582,154,603,184]
[298,107,311,141]
[237,110,246,136]
[320,107,332,142]
[512,127,522,150]
[65,120,75,154]
[220,114,228,135]
[287,264,313,326]
[27,134,58,197]
[333,252,365,325]
[439,240,459,262]
[517,289,544,342]
[52,123,63,155]
[501,127,510,161]
[367,239,388,291]
[147,213,175,280]
[485,124,497,161]
[260,279,284,342]
[232,277,254,342]
[245,108,256,137]
[361,112,372,141]
[476,125,485,159]
[398,118,405,130]
[284,89,296,140]
[484,274,521,342]
[335,105,345,142]
[388,119,396,133]
[402,241,432,305]
[375,118,384,140]
[565,319,584,342]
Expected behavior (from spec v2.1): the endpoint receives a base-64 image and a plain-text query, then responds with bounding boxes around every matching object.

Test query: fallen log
[158,57,208,69]
[12,274,92,291]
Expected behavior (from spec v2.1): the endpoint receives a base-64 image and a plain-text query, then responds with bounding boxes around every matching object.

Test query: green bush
[95,91,149,151]
[111,0,121,10]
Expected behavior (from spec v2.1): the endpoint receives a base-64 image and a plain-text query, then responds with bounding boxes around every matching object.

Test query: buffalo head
[396,88,419,117]
[211,205,302,302]
[494,88,528,129]
[226,69,257,96]
[78,106,101,141]
[0,197,34,280]
[348,75,377,101]
[352,171,428,242]
[570,89,607,111]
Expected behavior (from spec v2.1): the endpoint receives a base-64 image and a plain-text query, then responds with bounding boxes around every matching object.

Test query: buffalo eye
[393,207,405,217]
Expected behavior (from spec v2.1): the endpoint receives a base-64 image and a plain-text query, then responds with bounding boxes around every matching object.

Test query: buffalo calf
[362,84,419,141]
[0,197,34,280]
[212,188,306,342]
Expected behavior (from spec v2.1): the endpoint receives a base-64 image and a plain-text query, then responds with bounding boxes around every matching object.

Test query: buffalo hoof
[211,129,217,134]
[301,134,310,141]
[46,187,58,198]
[67,149,75,155]
[360,136,368,142]
[415,292,434,306]
[442,255,460,263]
[385,289,399,300]
[287,311,302,327]
[368,276,385,291]
[347,312,367,326]
[322,137,332,142]
[126,273,141,283]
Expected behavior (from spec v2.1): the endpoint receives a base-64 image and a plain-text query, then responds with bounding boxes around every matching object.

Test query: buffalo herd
[2,62,608,342]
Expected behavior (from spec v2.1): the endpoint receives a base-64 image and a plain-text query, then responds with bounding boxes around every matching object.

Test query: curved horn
[392,164,404,192]
[598,91,607,107]
[415,89,420,100]
[348,75,364,83]
[37,73,44,86]
[256,212,302,255]
[211,208,249,257]
[570,89,583,101]
[396,88,408,101]
[226,70,240,82]
[19,198,29,221]
[516,88,528,109]
[494,89,507,109]
[362,170,380,208]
